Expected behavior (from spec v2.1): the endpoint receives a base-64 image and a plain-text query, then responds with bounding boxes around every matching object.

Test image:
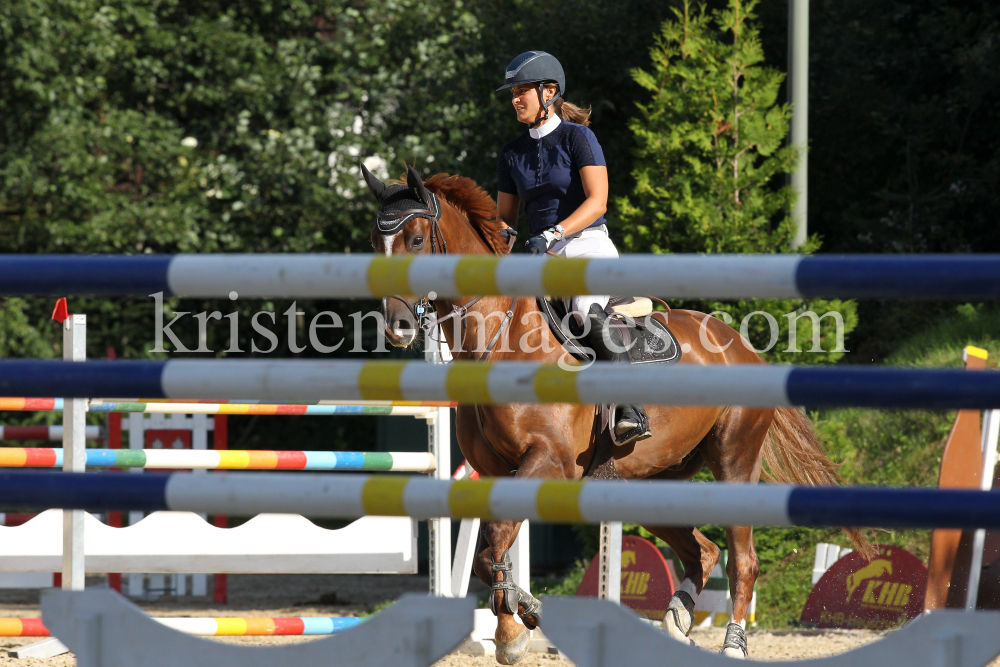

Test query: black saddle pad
[535,297,681,365]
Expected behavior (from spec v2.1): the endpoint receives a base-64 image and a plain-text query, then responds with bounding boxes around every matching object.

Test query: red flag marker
[50,298,69,323]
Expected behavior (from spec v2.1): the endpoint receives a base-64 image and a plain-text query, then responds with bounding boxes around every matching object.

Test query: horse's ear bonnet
[361,163,441,235]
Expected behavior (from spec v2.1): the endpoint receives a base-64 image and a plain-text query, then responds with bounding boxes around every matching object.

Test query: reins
[397,206,520,473]
[416,223,518,362]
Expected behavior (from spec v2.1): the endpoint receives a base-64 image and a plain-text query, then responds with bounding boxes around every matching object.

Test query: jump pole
[0,448,437,472]
[4,360,1000,409]
[0,426,102,441]
[2,253,1000,300]
[0,616,363,637]
[4,472,1000,529]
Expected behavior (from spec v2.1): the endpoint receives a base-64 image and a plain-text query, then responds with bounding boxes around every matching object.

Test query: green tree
[616,0,856,363]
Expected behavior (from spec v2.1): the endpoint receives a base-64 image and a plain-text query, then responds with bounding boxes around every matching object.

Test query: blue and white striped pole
[1,471,999,530]
[0,254,998,299]
[0,360,998,409]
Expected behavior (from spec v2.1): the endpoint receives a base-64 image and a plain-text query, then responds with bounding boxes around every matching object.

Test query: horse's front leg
[472,519,539,664]
[472,451,558,665]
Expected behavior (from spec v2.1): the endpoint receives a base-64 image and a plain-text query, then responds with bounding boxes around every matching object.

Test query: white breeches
[550,225,619,325]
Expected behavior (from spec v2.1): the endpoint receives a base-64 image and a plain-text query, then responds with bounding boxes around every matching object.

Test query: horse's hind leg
[720,525,758,658]
[702,405,772,659]
[642,525,721,644]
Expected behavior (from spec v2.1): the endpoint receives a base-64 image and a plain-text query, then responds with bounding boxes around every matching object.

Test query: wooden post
[213,414,229,605]
[62,314,86,592]
[925,346,988,610]
[427,328,452,597]
[107,411,123,593]
[597,522,622,604]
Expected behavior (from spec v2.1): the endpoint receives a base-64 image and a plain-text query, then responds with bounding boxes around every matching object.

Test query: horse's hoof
[494,628,530,665]
[721,646,747,659]
[663,616,694,643]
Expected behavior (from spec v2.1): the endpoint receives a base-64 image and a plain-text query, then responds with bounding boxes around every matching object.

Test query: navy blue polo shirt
[497,117,607,236]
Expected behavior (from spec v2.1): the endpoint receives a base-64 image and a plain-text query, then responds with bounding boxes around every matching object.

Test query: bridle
[376,190,447,255]
[375,186,522,474]
[377,198,518,361]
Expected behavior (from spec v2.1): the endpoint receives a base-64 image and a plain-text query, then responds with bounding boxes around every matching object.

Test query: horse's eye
[412,236,424,248]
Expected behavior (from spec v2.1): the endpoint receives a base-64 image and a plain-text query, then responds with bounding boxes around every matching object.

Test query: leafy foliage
[617,0,798,255]
[614,0,856,363]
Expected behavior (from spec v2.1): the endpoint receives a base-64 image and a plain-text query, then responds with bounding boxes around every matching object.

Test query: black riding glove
[525,225,564,255]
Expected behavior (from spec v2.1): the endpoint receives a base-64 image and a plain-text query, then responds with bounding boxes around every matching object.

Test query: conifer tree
[617,0,856,362]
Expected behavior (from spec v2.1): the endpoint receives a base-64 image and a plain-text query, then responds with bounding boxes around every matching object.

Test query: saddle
[535,296,682,365]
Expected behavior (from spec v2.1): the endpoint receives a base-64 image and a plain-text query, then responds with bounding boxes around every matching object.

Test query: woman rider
[495,51,651,447]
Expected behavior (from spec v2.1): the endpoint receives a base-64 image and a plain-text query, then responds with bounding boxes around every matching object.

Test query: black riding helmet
[497,51,565,127]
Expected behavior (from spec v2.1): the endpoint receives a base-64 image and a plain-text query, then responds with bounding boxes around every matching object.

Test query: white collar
[529,113,561,139]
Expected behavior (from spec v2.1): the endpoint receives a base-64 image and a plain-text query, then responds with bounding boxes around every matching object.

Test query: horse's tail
[761,406,877,561]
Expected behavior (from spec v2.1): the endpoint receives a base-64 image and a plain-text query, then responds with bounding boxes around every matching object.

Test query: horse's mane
[421,173,510,255]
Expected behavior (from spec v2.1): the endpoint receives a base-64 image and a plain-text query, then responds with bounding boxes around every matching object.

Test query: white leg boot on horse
[663,579,698,644]
[473,522,540,665]
[644,526,722,646]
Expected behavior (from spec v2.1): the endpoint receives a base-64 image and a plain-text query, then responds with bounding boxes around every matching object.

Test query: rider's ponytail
[553,97,592,127]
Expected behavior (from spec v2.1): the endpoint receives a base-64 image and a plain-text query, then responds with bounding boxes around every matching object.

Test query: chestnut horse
[365,168,872,663]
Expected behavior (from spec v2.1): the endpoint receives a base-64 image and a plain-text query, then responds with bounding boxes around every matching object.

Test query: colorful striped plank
[1,360,1000,409]
[0,398,62,412]
[0,618,48,636]
[0,426,102,441]
[0,254,999,299]
[0,449,436,472]
[87,402,435,417]
[2,471,1000,530]
[0,616,362,637]
[128,399,456,407]
[0,398,452,413]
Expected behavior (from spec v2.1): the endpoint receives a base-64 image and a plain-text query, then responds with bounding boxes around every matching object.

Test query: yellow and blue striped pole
[2,472,1000,530]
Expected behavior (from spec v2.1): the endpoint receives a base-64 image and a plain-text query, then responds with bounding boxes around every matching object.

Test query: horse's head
[363,164,508,349]
[363,164,445,348]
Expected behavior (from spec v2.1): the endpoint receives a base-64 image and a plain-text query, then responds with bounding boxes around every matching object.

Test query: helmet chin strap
[529,83,560,129]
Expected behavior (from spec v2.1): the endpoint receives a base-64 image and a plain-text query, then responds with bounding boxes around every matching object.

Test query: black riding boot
[583,304,652,446]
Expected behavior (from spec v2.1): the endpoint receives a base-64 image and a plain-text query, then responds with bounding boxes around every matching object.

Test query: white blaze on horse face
[382,232,399,257]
